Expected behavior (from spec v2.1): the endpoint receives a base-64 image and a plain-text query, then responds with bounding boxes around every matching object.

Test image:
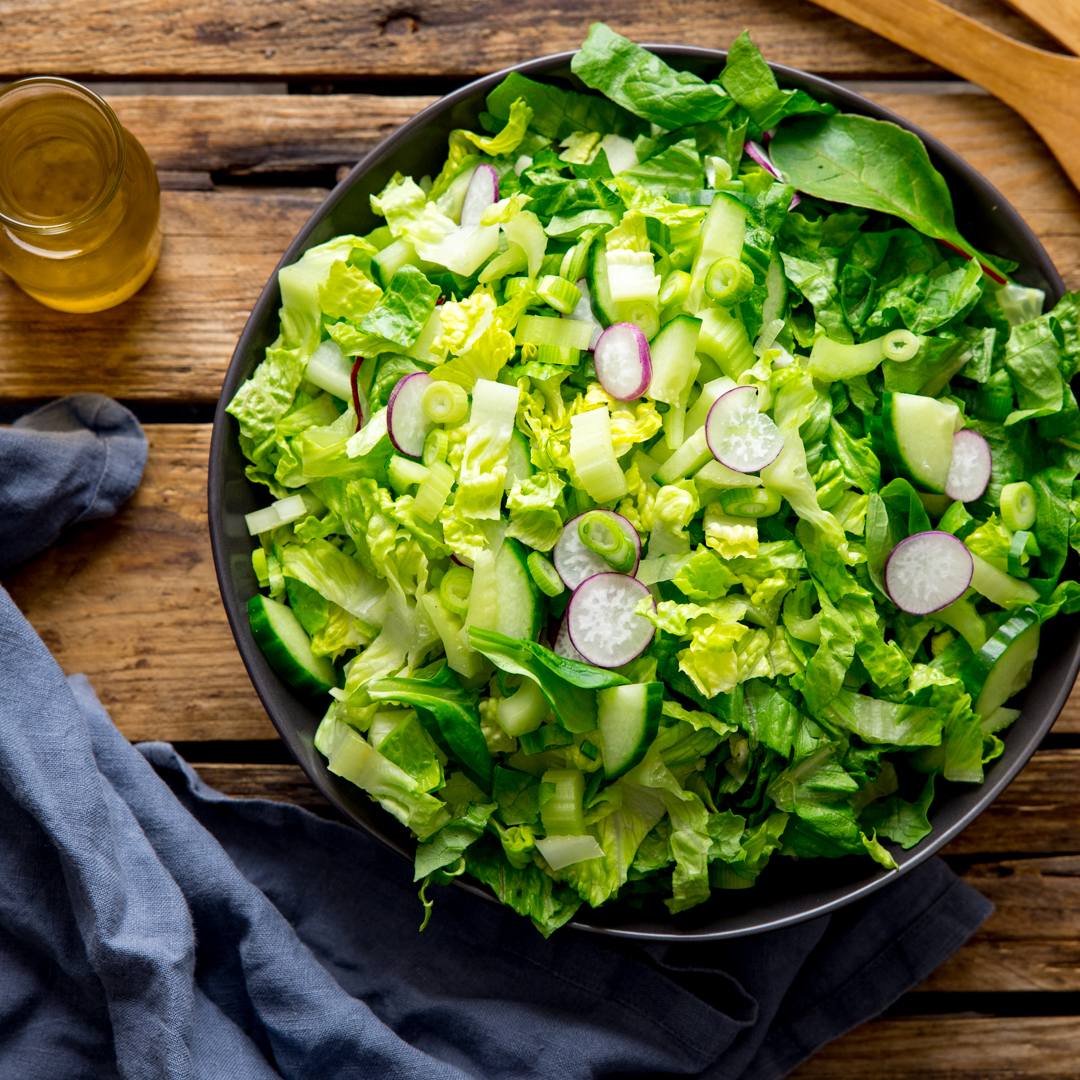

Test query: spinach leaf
[719,31,834,133]
[414,801,496,880]
[770,114,977,260]
[486,70,646,141]
[617,138,704,194]
[468,626,628,733]
[571,22,732,128]
[366,662,492,784]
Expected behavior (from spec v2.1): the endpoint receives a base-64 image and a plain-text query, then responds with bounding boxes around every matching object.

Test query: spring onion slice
[1000,481,1037,531]
[704,256,754,306]
[527,551,565,597]
[577,511,636,573]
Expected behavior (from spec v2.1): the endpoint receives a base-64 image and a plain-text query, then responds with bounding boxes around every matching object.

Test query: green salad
[228,24,1080,935]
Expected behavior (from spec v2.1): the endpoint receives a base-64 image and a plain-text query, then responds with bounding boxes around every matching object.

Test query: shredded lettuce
[230,22,1080,934]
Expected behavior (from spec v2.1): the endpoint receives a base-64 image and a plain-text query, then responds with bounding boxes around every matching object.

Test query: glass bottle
[0,77,161,313]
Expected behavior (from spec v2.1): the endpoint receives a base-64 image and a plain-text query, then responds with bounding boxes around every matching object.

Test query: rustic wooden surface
[2,1,1079,1075]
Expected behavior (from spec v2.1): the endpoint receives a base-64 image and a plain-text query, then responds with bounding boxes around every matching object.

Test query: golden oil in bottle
[0,78,161,313]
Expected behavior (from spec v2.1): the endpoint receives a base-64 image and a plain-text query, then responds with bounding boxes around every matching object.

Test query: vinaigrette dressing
[0,79,160,313]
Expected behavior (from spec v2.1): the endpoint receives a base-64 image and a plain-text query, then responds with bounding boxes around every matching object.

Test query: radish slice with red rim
[593,322,652,400]
[567,573,656,669]
[554,615,588,664]
[945,430,992,503]
[705,385,785,473]
[387,372,435,458]
[460,164,499,227]
[884,531,974,615]
[743,140,801,208]
[553,510,640,589]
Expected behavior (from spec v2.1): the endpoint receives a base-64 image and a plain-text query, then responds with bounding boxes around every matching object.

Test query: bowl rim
[209,44,1078,941]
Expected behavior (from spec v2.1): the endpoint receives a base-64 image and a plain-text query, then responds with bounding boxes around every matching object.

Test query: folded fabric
[0,396,993,1079]
[0,393,148,569]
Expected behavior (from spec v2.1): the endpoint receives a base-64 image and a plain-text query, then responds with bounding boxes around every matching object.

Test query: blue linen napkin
[0,395,993,1079]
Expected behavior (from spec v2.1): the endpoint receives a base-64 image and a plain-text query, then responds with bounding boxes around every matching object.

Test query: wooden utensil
[804,0,1080,191]
[1002,0,1080,56]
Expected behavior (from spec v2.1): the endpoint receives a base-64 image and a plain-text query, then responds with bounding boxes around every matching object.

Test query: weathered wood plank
[0,189,322,402]
[923,855,1080,992]
[0,0,950,80]
[791,1015,1080,1078]
[1,424,275,742]
[108,94,437,175]
[944,750,1080,854]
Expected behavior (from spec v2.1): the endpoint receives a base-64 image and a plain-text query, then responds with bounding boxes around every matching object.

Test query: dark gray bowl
[209,46,1079,940]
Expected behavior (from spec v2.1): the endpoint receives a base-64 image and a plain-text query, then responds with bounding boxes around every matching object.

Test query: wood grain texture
[187,762,335,812]
[0,189,322,402]
[0,0,944,79]
[791,1015,1080,1078]
[924,855,1080,991]
[943,750,1080,854]
[108,94,438,175]
[1,424,275,741]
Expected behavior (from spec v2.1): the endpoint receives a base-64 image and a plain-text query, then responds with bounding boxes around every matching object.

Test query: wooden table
[3,1,1079,1074]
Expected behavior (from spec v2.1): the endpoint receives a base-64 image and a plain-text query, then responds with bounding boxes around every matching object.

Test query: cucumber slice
[247,594,339,696]
[493,537,544,641]
[597,682,663,778]
[587,241,619,327]
[874,392,960,493]
[687,192,747,314]
[504,429,534,492]
[961,606,1041,718]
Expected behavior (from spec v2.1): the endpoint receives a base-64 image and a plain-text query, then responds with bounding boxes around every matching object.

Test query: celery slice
[569,407,628,503]
[412,460,454,523]
[515,314,594,350]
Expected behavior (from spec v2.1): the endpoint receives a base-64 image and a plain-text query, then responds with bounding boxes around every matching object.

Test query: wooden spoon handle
[806,0,1058,103]
[1001,0,1080,57]
[805,0,1080,190]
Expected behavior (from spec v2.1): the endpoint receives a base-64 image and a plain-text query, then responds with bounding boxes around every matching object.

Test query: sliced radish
[945,430,992,503]
[459,164,499,227]
[705,385,784,473]
[743,141,800,208]
[744,140,780,179]
[553,511,641,589]
[567,573,656,669]
[451,553,475,569]
[387,372,435,458]
[593,322,652,401]
[554,616,588,664]
[570,278,604,350]
[884,531,974,615]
